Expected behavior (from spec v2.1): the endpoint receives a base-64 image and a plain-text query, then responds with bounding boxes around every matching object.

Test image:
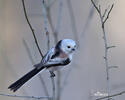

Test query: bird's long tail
[8,65,45,92]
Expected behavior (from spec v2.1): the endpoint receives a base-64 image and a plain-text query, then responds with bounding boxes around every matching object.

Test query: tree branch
[38,75,50,98]
[51,77,56,100]
[22,0,43,58]
[41,1,56,100]
[103,4,114,25]
[91,0,100,13]
[22,39,50,99]
[91,0,114,100]
[41,0,50,50]
[0,93,51,99]
[96,91,125,100]
[22,0,50,99]
[67,0,79,46]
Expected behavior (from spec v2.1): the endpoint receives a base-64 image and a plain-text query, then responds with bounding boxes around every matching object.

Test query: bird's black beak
[72,48,75,51]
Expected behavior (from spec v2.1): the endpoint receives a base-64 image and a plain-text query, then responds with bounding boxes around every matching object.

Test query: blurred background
[0,0,125,100]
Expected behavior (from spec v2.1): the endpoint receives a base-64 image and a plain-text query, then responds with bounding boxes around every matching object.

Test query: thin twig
[46,3,58,44]
[52,0,63,46]
[22,39,50,99]
[22,39,35,65]
[22,0,43,58]
[41,1,56,100]
[96,91,125,100]
[45,1,62,100]
[56,71,61,100]
[91,0,100,13]
[80,5,95,36]
[0,93,51,99]
[55,0,63,34]
[48,0,57,7]
[100,9,110,99]
[55,1,63,100]
[60,67,73,95]
[51,77,56,100]
[38,75,50,98]
[22,0,50,99]
[102,9,108,18]
[67,0,79,46]
[42,0,50,50]
[103,4,114,25]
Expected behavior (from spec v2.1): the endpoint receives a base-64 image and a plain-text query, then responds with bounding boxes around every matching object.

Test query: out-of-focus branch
[55,1,63,100]
[80,5,95,36]
[44,1,63,100]
[0,93,51,99]
[91,0,114,99]
[22,39,35,65]
[67,0,79,46]
[60,67,73,94]
[46,2,58,44]
[51,77,56,100]
[42,0,50,50]
[48,0,57,7]
[38,75,50,98]
[22,39,50,98]
[22,0,43,58]
[42,1,56,100]
[96,91,125,100]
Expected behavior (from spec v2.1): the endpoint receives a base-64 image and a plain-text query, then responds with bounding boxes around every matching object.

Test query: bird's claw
[50,71,55,77]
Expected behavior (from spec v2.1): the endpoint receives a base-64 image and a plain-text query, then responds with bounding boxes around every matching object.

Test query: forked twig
[103,4,114,25]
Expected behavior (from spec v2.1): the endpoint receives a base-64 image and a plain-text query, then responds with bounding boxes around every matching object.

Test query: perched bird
[8,39,76,92]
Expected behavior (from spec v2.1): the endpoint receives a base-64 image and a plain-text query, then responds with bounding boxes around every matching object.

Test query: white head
[60,39,76,54]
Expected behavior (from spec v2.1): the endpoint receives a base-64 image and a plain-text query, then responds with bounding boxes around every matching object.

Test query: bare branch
[103,4,114,25]
[96,91,125,100]
[38,75,50,98]
[22,39,36,65]
[44,1,62,100]
[98,5,101,14]
[23,40,50,98]
[22,0,50,99]
[41,2,56,100]
[48,0,57,7]
[91,0,100,13]
[91,0,115,100]
[102,9,108,18]
[108,66,118,69]
[67,0,79,46]
[107,46,116,50]
[60,67,73,95]
[22,0,43,58]
[80,5,95,36]
[0,93,51,99]
[42,0,50,50]
[51,77,56,100]
[46,6,58,44]
[56,71,61,100]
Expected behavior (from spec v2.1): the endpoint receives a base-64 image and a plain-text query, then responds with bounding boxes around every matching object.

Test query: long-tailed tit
[8,39,76,92]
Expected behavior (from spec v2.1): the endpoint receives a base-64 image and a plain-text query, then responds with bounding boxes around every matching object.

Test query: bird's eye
[67,46,71,48]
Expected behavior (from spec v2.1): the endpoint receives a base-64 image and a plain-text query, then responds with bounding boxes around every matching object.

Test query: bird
[8,39,76,92]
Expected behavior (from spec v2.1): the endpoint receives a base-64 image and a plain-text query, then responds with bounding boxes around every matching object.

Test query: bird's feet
[49,71,55,77]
